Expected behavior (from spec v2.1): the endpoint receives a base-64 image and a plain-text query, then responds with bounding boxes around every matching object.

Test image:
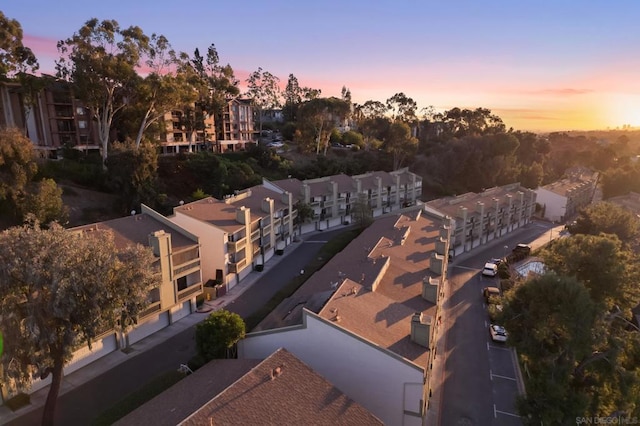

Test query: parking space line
[489,369,493,381]
[493,404,497,418]
[491,373,516,381]
[495,408,521,418]
[488,344,511,351]
[451,265,477,271]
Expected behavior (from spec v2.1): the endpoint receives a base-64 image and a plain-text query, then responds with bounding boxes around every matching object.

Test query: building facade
[169,186,295,288]
[215,98,255,153]
[535,169,599,222]
[426,182,536,256]
[21,206,203,397]
[266,167,423,232]
[0,79,99,157]
[157,108,215,154]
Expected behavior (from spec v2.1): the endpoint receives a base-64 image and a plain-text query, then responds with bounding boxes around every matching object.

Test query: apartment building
[116,348,382,426]
[426,183,536,256]
[157,108,215,154]
[265,167,423,232]
[215,98,255,153]
[0,79,99,157]
[239,207,452,425]
[24,206,202,396]
[169,186,295,288]
[535,168,599,222]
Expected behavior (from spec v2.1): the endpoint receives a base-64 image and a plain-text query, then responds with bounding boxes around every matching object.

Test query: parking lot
[486,333,522,424]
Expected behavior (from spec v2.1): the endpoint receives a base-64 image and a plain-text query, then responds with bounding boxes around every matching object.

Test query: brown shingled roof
[173,197,245,234]
[180,348,383,426]
[256,208,444,367]
[71,213,197,251]
[114,359,260,426]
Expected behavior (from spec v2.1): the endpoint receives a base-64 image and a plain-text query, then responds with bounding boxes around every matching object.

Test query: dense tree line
[4,12,640,211]
[500,203,640,423]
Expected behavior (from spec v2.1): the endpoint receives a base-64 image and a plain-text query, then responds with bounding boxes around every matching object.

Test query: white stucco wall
[169,212,226,284]
[238,311,425,426]
[535,187,567,222]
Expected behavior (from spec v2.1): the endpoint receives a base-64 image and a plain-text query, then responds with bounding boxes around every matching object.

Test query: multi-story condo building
[169,186,295,288]
[239,207,452,425]
[169,168,421,291]
[265,167,422,232]
[20,205,202,397]
[157,108,215,154]
[535,168,599,222]
[426,183,536,256]
[0,79,99,157]
[215,98,255,153]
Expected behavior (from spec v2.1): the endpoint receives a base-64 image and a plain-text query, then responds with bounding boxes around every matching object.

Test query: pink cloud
[23,34,60,57]
[532,88,593,96]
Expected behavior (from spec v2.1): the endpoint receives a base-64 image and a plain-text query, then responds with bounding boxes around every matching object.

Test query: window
[76,107,85,115]
[78,120,87,129]
[177,276,187,291]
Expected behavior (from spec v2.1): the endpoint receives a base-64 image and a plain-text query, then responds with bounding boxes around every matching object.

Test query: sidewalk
[0,236,303,425]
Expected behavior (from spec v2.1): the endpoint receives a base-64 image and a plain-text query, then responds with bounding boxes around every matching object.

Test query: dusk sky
[4,1,640,132]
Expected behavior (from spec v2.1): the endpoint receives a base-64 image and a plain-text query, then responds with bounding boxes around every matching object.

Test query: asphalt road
[439,221,554,426]
[7,228,347,426]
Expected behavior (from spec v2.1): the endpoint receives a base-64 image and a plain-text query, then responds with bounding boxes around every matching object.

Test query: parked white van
[482,262,498,277]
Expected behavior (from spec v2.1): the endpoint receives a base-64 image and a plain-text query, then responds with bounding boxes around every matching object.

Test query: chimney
[236,206,250,224]
[422,276,439,303]
[302,184,310,203]
[410,312,432,348]
[435,237,447,256]
[281,191,291,205]
[261,197,274,214]
[429,252,444,275]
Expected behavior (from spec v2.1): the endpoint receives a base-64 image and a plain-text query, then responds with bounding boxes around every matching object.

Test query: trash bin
[215,284,227,298]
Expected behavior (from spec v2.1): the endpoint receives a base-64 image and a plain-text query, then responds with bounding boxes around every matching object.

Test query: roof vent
[270,365,284,380]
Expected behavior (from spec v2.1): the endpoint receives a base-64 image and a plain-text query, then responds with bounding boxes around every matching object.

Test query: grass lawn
[92,370,185,426]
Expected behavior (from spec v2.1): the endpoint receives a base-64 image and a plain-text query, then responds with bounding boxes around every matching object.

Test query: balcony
[251,229,260,242]
[177,282,203,302]
[138,301,162,319]
[228,258,247,273]
[173,258,201,277]
[227,237,247,253]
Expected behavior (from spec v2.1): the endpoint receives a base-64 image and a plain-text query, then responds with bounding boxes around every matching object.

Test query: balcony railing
[177,282,203,302]
[227,237,247,253]
[251,229,260,242]
[138,301,162,319]
[173,258,201,277]
[228,258,247,273]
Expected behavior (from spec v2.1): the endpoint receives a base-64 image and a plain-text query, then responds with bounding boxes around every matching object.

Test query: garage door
[127,311,170,345]
[171,301,192,323]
